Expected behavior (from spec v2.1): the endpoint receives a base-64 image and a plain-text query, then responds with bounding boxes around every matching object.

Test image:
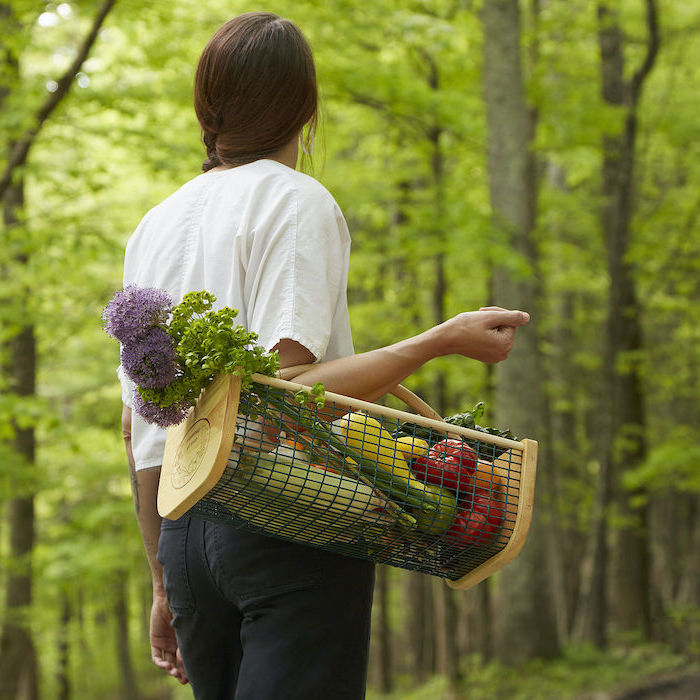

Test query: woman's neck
[208,134,300,172]
[269,137,299,169]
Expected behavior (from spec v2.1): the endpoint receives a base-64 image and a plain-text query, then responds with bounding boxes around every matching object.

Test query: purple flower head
[120,326,178,389]
[133,392,190,428]
[103,285,173,343]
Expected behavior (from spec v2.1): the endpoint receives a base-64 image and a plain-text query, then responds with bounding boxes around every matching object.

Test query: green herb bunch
[141,290,280,409]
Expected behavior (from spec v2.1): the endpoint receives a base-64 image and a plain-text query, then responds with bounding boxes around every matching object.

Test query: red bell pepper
[412,438,478,502]
[445,495,505,548]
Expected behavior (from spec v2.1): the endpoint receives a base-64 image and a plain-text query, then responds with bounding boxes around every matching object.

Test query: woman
[120,12,529,699]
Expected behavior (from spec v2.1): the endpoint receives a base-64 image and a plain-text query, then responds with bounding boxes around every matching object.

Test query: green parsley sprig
[139,291,281,413]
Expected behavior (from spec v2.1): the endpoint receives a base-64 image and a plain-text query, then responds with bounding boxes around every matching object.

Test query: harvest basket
[158,368,537,590]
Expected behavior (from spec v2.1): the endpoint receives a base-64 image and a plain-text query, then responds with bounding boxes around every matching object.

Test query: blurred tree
[481,0,560,663]
[577,0,659,647]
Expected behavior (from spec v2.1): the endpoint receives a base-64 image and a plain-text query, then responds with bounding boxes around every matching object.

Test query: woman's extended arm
[276,307,530,402]
[122,406,188,685]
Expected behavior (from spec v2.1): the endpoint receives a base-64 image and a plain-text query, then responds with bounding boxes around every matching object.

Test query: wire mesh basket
[158,369,537,590]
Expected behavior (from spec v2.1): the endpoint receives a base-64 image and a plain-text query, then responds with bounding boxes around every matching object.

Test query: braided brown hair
[194,12,318,171]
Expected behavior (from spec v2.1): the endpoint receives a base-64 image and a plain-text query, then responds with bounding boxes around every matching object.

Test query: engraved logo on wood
[171,418,211,489]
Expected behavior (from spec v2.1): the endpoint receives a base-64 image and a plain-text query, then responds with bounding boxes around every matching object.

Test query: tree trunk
[114,574,140,700]
[481,0,560,663]
[424,50,462,691]
[476,581,493,662]
[57,594,71,700]
[374,565,393,694]
[574,451,612,646]
[674,496,700,652]
[429,124,448,417]
[462,581,493,662]
[548,289,584,640]
[591,0,658,641]
[407,572,435,684]
[0,499,38,700]
[433,580,462,698]
[0,11,38,699]
[0,178,39,700]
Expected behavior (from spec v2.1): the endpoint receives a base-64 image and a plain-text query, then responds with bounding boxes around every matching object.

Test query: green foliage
[293,382,326,408]
[139,290,280,411]
[624,427,700,494]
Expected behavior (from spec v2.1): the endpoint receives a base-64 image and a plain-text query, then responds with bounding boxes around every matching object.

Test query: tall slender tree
[481,0,560,663]
[577,0,659,646]
[1,7,38,697]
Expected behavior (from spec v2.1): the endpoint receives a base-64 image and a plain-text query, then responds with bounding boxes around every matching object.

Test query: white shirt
[119,159,354,470]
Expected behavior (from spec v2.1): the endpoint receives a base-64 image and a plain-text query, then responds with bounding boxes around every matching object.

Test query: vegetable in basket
[412,439,478,499]
[280,440,338,474]
[331,412,460,536]
[413,439,508,507]
[394,436,429,461]
[330,412,436,506]
[391,402,485,445]
[412,486,458,536]
[234,447,402,525]
[332,413,424,487]
[445,495,506,548]
[264,393,436,517]
[216,451,413,548]
[392,401,517,461]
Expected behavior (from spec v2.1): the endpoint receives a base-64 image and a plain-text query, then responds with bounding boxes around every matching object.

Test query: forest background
[1,0,699,699]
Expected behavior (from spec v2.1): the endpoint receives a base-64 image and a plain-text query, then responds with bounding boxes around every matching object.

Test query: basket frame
[158,370,537,590]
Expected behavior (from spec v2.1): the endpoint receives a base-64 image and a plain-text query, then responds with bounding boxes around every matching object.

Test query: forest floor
[161,665,700,700]
[364,643,700,700]
[590,671,700,700]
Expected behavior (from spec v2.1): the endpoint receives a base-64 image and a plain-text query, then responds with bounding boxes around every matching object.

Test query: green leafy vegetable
[139,290,280,413]
[392,401,517,461]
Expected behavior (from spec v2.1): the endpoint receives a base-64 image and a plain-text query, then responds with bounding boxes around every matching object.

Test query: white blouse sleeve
[245,182,351,362]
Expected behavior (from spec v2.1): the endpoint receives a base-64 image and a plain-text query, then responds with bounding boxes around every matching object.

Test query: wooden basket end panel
[158,374,242,519]
[446,438,538,591]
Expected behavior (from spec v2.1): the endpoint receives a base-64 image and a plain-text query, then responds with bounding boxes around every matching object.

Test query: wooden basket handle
[275,364,443,421]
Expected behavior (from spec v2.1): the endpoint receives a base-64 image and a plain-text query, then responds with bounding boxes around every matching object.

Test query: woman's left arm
[275,306,530,403]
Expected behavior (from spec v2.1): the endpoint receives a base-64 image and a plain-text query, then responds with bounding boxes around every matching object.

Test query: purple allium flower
[103,285,173,343]
[133,392,190,428]
[120,327,178,389]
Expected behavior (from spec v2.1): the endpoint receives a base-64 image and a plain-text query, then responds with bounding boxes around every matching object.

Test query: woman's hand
[150,592,189,685]
[434,307,530,363]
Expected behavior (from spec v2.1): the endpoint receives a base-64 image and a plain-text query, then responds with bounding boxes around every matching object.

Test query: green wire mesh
[187,381,522,582]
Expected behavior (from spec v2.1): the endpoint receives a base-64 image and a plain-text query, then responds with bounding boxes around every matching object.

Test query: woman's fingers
[482,308,530,327]
[152,645,171,670]
[151,646,189,684]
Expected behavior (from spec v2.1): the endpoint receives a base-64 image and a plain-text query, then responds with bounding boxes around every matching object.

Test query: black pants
[157,516,375,700]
